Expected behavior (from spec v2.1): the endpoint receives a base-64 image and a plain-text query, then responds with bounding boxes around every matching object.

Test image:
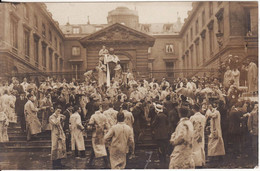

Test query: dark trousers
[20,113,26,132]
[252,135,258,158]
[65,133,71,152]
[156,139,168,163]
[52,159,62,169]
[108,62,116,79]
[74,145,86,158]
[88,147,109,168]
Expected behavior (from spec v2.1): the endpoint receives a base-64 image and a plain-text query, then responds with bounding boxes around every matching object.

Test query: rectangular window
[183,56,186,69]
[166,44,174,53]
[24,29,30,58]
[34,38,39,66]
[10,18,18,49]
[59,42,62,55]
[195,19,199,34]
[42,23,46,37]
[24,4,29,19]
[72,46,80,56]
[148,47,152,54]
[59,58,63,71]
[186,34,188,47]
[209,2,213,17]
[182,40,185,53]
[42,44,47,68]
[55,37,57,49]
[49,49,53,71]
[73,27,80,34]
[190,48,194,69]
[166,62,174,78]
[209,29,214,54]
[34,15,38,29]
[202,10,205,26]
[49,30,52,43]
[190,28,193,41]
[195,43,200,66]
[202,38,206,63]
[55,55,58,72]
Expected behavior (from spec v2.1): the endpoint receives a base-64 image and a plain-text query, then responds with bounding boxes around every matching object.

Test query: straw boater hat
[153,103,163,113]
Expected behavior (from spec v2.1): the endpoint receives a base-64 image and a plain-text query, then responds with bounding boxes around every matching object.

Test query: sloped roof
[79,23,155,46]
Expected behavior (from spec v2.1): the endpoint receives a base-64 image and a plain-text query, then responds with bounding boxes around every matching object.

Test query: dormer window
[73,27,80,34]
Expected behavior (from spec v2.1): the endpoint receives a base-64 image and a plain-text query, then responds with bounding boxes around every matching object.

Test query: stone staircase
[0,117,156,152]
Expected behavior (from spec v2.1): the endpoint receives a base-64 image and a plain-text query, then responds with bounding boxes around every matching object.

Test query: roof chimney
[87,16,90,24]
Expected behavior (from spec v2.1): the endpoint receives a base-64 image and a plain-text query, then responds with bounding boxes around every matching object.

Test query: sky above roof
[45,2,192,25]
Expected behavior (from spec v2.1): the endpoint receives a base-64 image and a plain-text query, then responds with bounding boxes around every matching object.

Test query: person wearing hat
[98,45,109,57]
[129,84,142,103]
[15,91,27,132]
[169,107,195,169]
[104,112,134,169]
[151,103,169,166]
[190,104,206,168]
[132,101,146,145]
[69,105,86,158]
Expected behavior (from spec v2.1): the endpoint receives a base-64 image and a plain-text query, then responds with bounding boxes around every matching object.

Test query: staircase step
[9,136,50,141]
[4,140,51,147]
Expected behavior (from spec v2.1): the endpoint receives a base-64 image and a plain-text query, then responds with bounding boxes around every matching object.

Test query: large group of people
[0,52,258,169]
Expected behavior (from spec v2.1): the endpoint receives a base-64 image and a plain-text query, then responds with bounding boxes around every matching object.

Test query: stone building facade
[177,1,258,78]
[1,2,257,82]
[60,6,183,81]
[0,3,64,81]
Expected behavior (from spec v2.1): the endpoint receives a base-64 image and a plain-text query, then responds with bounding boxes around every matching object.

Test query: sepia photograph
[0,1,258,169]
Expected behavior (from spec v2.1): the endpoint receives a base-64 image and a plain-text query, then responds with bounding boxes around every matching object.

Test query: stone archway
[115,51,133,72]
[11,66,18,76]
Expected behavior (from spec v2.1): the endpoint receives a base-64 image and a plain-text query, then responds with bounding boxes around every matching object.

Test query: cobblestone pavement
[0,149,258,169]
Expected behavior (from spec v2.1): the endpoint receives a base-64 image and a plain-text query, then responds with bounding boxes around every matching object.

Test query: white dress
[190,112,206,166]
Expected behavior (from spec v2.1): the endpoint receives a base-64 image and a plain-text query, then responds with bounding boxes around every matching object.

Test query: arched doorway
[116,53,133,72]
[11,66,18,77]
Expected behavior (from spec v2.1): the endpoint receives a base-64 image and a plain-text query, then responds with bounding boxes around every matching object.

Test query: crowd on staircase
[0,54,258,169]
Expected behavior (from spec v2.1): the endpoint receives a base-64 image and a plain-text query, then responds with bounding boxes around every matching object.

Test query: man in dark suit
[13,80,24,96]
[15,92,27,132]
[151,103,169,167]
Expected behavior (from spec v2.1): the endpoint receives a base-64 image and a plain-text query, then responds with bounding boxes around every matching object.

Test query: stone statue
[247,62,258,93]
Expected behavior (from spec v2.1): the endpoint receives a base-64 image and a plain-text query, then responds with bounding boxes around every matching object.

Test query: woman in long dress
[205,103,225,161]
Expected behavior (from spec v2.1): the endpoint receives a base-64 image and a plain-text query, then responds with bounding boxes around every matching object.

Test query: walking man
[104,112,134,169]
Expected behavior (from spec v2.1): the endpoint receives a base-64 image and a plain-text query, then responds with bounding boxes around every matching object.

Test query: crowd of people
[0,54,258,169]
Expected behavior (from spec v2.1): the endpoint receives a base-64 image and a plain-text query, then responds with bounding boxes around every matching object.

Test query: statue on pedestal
[97,46,120,87]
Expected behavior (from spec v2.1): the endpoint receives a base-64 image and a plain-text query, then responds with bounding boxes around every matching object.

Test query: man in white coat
[121,103,134,128]
[190,104,206,168]
[103,104,118,129]
[88,109,109,168]
[169,107,195,169]
[104,112,134,169]
[24,94,42,141]
[69,106,86,158]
